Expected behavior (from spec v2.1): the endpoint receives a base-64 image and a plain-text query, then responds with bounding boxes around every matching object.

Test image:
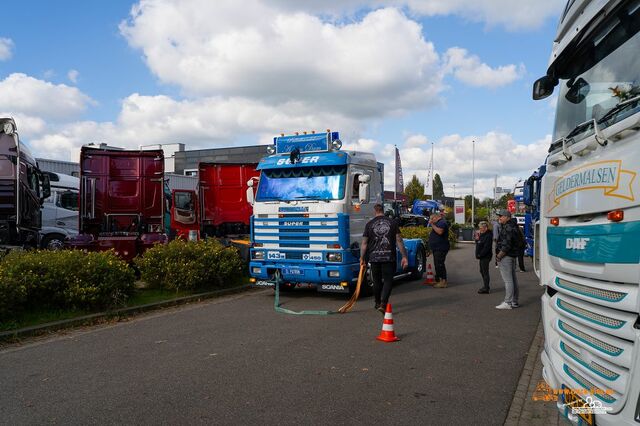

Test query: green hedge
[400,225,458,251]
[0,250,135,321]
[135,239,243,292]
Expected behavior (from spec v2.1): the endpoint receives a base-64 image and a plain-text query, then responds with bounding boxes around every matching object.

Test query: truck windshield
[553,2,640,142]
[256,165,346,201]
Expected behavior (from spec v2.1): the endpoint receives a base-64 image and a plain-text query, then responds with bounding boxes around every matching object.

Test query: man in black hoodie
[475,221,493,294]
[495,210,521,309]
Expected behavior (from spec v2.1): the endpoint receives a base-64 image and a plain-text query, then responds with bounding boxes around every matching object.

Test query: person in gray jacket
[495,210,521,309]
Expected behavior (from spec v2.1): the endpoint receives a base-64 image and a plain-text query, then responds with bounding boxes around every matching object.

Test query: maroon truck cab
[198,163,259,237]
[68,145,167,261]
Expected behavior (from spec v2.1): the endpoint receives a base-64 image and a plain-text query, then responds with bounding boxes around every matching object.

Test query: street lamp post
[471,140,475,227]
[453,184,456,199]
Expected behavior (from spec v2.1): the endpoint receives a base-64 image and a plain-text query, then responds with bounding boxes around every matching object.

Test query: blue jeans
[498,256,519,305]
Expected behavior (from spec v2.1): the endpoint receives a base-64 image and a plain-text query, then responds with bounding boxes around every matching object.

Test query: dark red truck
[69,144,167,261]
[169,162,258,239]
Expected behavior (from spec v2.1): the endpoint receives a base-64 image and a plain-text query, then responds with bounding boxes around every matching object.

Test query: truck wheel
[358,264,374,297]
[410,246,425,280]
[42,234,66,250]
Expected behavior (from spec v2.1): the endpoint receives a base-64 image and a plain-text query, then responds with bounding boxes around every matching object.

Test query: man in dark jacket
[429,211,450,288]
[495,210,521,309]
[475,221,493,294]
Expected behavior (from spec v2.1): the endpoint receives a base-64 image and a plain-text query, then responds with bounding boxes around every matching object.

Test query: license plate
[283,268,303,275]
[562,386,594,425]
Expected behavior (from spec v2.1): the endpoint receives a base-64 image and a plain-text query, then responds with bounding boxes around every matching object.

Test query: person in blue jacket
[475,221,493,294]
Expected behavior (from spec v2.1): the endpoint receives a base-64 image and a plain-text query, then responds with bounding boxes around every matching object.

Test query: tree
[404,175,424,207]
[494,193,513,209]
[433,174,444,200]
[464,195,481,224]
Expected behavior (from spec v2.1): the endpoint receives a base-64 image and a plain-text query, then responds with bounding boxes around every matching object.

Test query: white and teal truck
[247,131,426,295]
[532,0,640,424]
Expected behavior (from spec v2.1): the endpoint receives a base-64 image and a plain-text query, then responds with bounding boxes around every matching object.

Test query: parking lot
[0,244,542,425]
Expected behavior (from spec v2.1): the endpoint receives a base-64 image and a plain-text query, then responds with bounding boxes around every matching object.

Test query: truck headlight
[252,267,261,274]
[252,251,264,260]
[328,270,340,277]
[326,252,342,262]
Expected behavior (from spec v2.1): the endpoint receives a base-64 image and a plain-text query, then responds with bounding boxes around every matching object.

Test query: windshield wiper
[565,119,595,139]
[598,94,640,124]
[549,119,595,153]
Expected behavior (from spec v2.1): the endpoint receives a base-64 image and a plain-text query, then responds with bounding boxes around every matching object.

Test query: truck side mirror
[40,173,51,202]
[246,179,255,205]
[532,75,557,100]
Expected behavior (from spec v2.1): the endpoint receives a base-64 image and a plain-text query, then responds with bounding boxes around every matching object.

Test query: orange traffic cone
[424,263,435,285]
[376,304,400,342]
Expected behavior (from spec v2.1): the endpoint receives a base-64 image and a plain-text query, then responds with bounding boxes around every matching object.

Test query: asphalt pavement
[0,244,542,425]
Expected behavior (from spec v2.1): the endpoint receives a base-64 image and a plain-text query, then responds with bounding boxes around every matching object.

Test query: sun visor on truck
[257,150,349,170]
[274,132,340,154]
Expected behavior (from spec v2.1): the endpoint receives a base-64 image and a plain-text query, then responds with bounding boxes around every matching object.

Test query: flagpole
[394,145,397,201]
[430,142,434,200]
[472,139,475,226]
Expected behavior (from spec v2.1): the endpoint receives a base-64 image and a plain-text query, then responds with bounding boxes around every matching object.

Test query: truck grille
[556,277,627,303]
[252,214,343,257]
[558,320,623,357]
[0,179,15,218]
[556,299,626,329]
[548,272,637,410]
[563,364,616,403]
[560,342,620,381]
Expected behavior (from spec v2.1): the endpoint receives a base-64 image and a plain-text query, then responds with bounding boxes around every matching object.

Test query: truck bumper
[249,261,359,293]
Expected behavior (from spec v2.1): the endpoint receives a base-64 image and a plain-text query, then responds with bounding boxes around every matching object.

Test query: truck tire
[410,246,426,280]
[41,234,66,250]
[358,264,374,297]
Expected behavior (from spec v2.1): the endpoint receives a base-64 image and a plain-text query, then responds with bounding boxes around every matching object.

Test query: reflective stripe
[382,324,395,331]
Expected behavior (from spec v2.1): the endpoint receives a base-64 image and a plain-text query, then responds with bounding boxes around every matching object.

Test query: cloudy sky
[0,0,564,198]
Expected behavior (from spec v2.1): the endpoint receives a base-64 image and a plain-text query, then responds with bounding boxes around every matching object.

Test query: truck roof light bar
[550,217,560,226]
[607,210,624,222]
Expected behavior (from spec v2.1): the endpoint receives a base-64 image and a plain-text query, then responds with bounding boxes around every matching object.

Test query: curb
[504,319,544,425]
[0,284,255,343]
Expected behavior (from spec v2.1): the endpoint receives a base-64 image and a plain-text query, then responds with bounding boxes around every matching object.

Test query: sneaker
[511,303,520,308]
[495,302,512,310]
[377,305,386,314]
[495,265,499,269]
[477,288,490,294]
[518,269,526,273]
[374,303,381,310]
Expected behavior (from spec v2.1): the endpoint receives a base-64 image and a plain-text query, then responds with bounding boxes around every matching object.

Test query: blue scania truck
[247,131,426,294]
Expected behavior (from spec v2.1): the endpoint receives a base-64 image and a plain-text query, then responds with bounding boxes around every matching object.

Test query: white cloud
[23,93,363,160]
[444,47,525,88]
[0,37,14,61]
[342,138,380,152]
[400,0,562,31]
[266,0,562,31]
[68,69,80,84]
[377,132,549,198]
[404,134,430,147]
[120,2,443,118]
[0,73,94,120]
